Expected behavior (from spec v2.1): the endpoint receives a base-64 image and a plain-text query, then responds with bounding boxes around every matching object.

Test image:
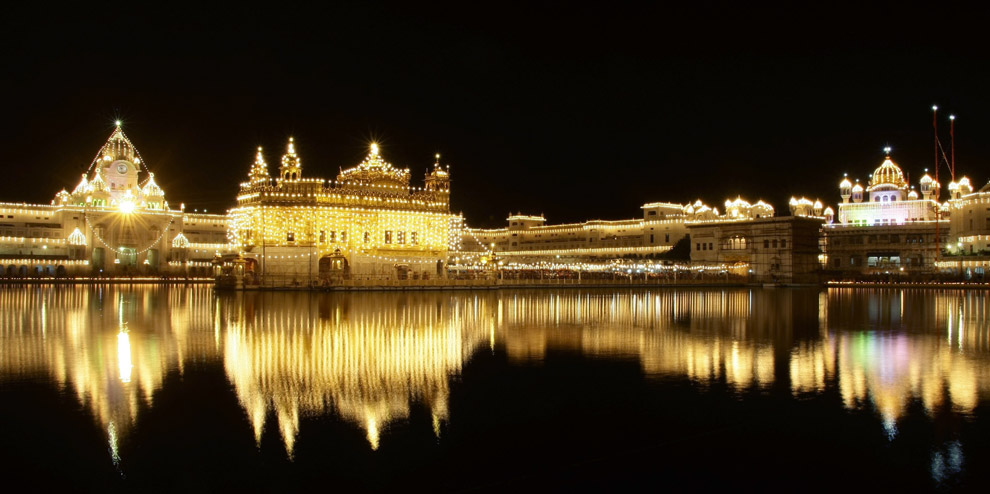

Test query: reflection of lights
[367,417,380,451]
[117,329,132,383]
[108,421,121,466]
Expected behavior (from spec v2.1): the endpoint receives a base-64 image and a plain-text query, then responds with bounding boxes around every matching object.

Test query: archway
[56,265,67,277]
[319,252,349,283]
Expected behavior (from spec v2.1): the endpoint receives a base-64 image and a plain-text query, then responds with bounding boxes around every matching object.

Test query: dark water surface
[1,286,989,491]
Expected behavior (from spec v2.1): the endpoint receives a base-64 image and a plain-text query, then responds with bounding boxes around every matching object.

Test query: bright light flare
[119,200,135,214]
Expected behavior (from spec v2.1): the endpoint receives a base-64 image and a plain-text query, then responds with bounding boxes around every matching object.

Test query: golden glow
[3,286,989,457]
[118,199,136,214]
[117,328,133,383]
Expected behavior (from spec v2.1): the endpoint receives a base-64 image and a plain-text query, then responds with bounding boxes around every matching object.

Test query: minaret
[249,147,271,186]
[425,153,451,192]
[839,174,852,203]
[920,169,934,201]
[280,137,302,181]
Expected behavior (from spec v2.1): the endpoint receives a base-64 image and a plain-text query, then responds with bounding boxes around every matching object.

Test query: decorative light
[119,199,135,214]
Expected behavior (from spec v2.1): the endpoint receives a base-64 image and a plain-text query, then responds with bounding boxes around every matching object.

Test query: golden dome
[869,157,907,189]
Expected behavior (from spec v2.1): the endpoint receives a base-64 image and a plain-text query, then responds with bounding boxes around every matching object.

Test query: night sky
[2,3,989,227]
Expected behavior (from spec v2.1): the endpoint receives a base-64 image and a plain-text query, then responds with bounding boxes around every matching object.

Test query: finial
[950,115,956,121]
[883,146,891,156]
[370,142,379,156]
[115,120,122,127]
[932,105,938,111]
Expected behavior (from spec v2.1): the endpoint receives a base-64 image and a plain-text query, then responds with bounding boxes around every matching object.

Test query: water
[1,286,988,491]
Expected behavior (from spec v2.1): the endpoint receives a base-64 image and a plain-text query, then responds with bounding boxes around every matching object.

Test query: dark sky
[2,2,988,227]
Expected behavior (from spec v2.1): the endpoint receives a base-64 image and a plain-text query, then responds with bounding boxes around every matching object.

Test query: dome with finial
[72,174,89,195]
[249,146,271,184]
[54,189,71,205]
[868,155,908,190]
[337,142,411,187]
[281,138,300,169]
[92,124,142,172]
[141,172,165,198]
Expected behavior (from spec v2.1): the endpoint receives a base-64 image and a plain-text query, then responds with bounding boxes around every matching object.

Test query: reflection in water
[1,286,990,476]
[221,293,492,453]
[0,286,220,466]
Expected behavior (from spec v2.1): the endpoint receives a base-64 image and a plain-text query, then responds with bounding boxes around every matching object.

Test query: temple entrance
[119,247,137,267]
[318,251,349,283]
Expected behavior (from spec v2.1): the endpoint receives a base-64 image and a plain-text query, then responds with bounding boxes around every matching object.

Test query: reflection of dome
[869,157,908,189]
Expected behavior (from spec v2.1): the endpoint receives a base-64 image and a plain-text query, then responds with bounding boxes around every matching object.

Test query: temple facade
[821,149,949,276]
[0,125,230,277]
[228,141,459,283]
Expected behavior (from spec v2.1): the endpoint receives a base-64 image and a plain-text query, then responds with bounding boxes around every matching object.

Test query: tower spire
[249,146,270,185]
[280,137,302,181]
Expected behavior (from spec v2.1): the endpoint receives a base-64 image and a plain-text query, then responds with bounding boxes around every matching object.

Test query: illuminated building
[461,197,774,263]
[0,124,231,277]
[822,149,948,275]
[941,177,990,276]
[228,142,458,282]
[688,215,826,284]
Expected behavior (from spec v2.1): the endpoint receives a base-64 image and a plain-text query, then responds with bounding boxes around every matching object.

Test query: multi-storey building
[462,197,775,263]
[941,177,990,277]
[688,199,828,284]
[228,141,458,282]
[0,125,230,277]
[821,149,949,276]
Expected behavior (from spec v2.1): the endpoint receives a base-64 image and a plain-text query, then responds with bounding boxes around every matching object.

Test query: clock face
[116,163,128,174]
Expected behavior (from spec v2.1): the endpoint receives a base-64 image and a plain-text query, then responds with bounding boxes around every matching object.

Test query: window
[341,231,347,242]
[410,232,418,245]
[287,232,295,242]
[385,231,393,243]
[708,242,713,250]
[780,239,786,248]
[650,234,655,243]
[665,234,670,242]
[398,231,405,244]
[364,232,370,243]
[772,239,778,248]
[319,231,326,243]
[697,243,702,251]
[329,231,336,242]
[764,239,770,248]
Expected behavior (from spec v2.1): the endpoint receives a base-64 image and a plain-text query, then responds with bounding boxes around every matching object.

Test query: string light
[84,213,174,255]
